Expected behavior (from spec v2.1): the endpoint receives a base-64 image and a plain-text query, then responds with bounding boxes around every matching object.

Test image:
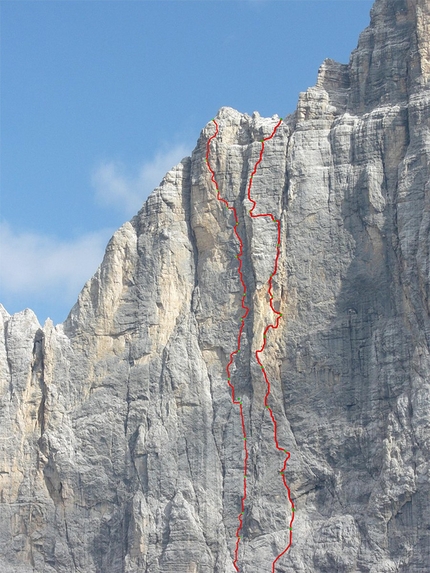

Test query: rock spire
[1,0,429,571]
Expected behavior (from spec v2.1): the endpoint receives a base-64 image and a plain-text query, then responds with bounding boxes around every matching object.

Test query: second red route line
[205,117,295,572]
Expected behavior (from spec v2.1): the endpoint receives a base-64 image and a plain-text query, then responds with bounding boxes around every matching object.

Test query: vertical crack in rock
[32,329,46,436]
[1,0,430,571]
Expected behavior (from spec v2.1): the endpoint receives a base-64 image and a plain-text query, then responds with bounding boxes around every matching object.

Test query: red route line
[205,118,294,572]
[205,120,249,570]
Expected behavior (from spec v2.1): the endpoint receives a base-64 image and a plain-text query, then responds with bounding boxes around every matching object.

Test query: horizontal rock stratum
[1,0,429,571]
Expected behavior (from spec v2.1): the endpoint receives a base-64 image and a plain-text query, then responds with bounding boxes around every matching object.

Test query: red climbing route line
[206,120,249,571]
[246,120,295,572]
[206,118,294,572]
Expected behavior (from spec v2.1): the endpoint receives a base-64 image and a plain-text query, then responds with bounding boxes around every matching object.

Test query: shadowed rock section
[0,0,429,571]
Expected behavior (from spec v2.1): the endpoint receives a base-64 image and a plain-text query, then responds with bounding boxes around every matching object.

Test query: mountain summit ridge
[1,0,429,571]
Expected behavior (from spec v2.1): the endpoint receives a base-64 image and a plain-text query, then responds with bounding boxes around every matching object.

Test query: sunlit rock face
[1,0,429,571]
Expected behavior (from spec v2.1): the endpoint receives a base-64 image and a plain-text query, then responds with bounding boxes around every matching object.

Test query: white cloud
[0,144,192,322]
[0,222,113,301]
[92,143,191,217]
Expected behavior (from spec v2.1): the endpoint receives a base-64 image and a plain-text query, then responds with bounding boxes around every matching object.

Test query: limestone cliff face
[1,0,429,571]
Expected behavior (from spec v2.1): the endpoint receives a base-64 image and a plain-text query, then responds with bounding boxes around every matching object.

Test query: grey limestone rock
[1,0,429,571]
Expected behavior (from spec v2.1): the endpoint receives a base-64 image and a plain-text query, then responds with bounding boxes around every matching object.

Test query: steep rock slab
[0,0,429,571]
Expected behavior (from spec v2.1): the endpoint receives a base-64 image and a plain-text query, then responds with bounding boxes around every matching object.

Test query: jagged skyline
[0,0,373,325]
[1,0,429,569]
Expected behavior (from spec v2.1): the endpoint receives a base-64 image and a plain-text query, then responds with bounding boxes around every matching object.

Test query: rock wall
[1,0,429,571]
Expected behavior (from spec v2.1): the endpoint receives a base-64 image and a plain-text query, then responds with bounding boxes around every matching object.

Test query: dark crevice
[181,156,198,296]
[32,329,46,435]
[4,319,14,400]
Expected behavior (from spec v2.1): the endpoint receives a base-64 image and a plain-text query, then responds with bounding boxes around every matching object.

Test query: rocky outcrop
[1,0,429,571]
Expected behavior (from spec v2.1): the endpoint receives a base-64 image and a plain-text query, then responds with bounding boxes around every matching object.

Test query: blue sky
[1,0,373,325]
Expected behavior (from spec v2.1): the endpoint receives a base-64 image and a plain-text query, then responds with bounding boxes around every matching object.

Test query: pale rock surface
[1,0,430,571]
